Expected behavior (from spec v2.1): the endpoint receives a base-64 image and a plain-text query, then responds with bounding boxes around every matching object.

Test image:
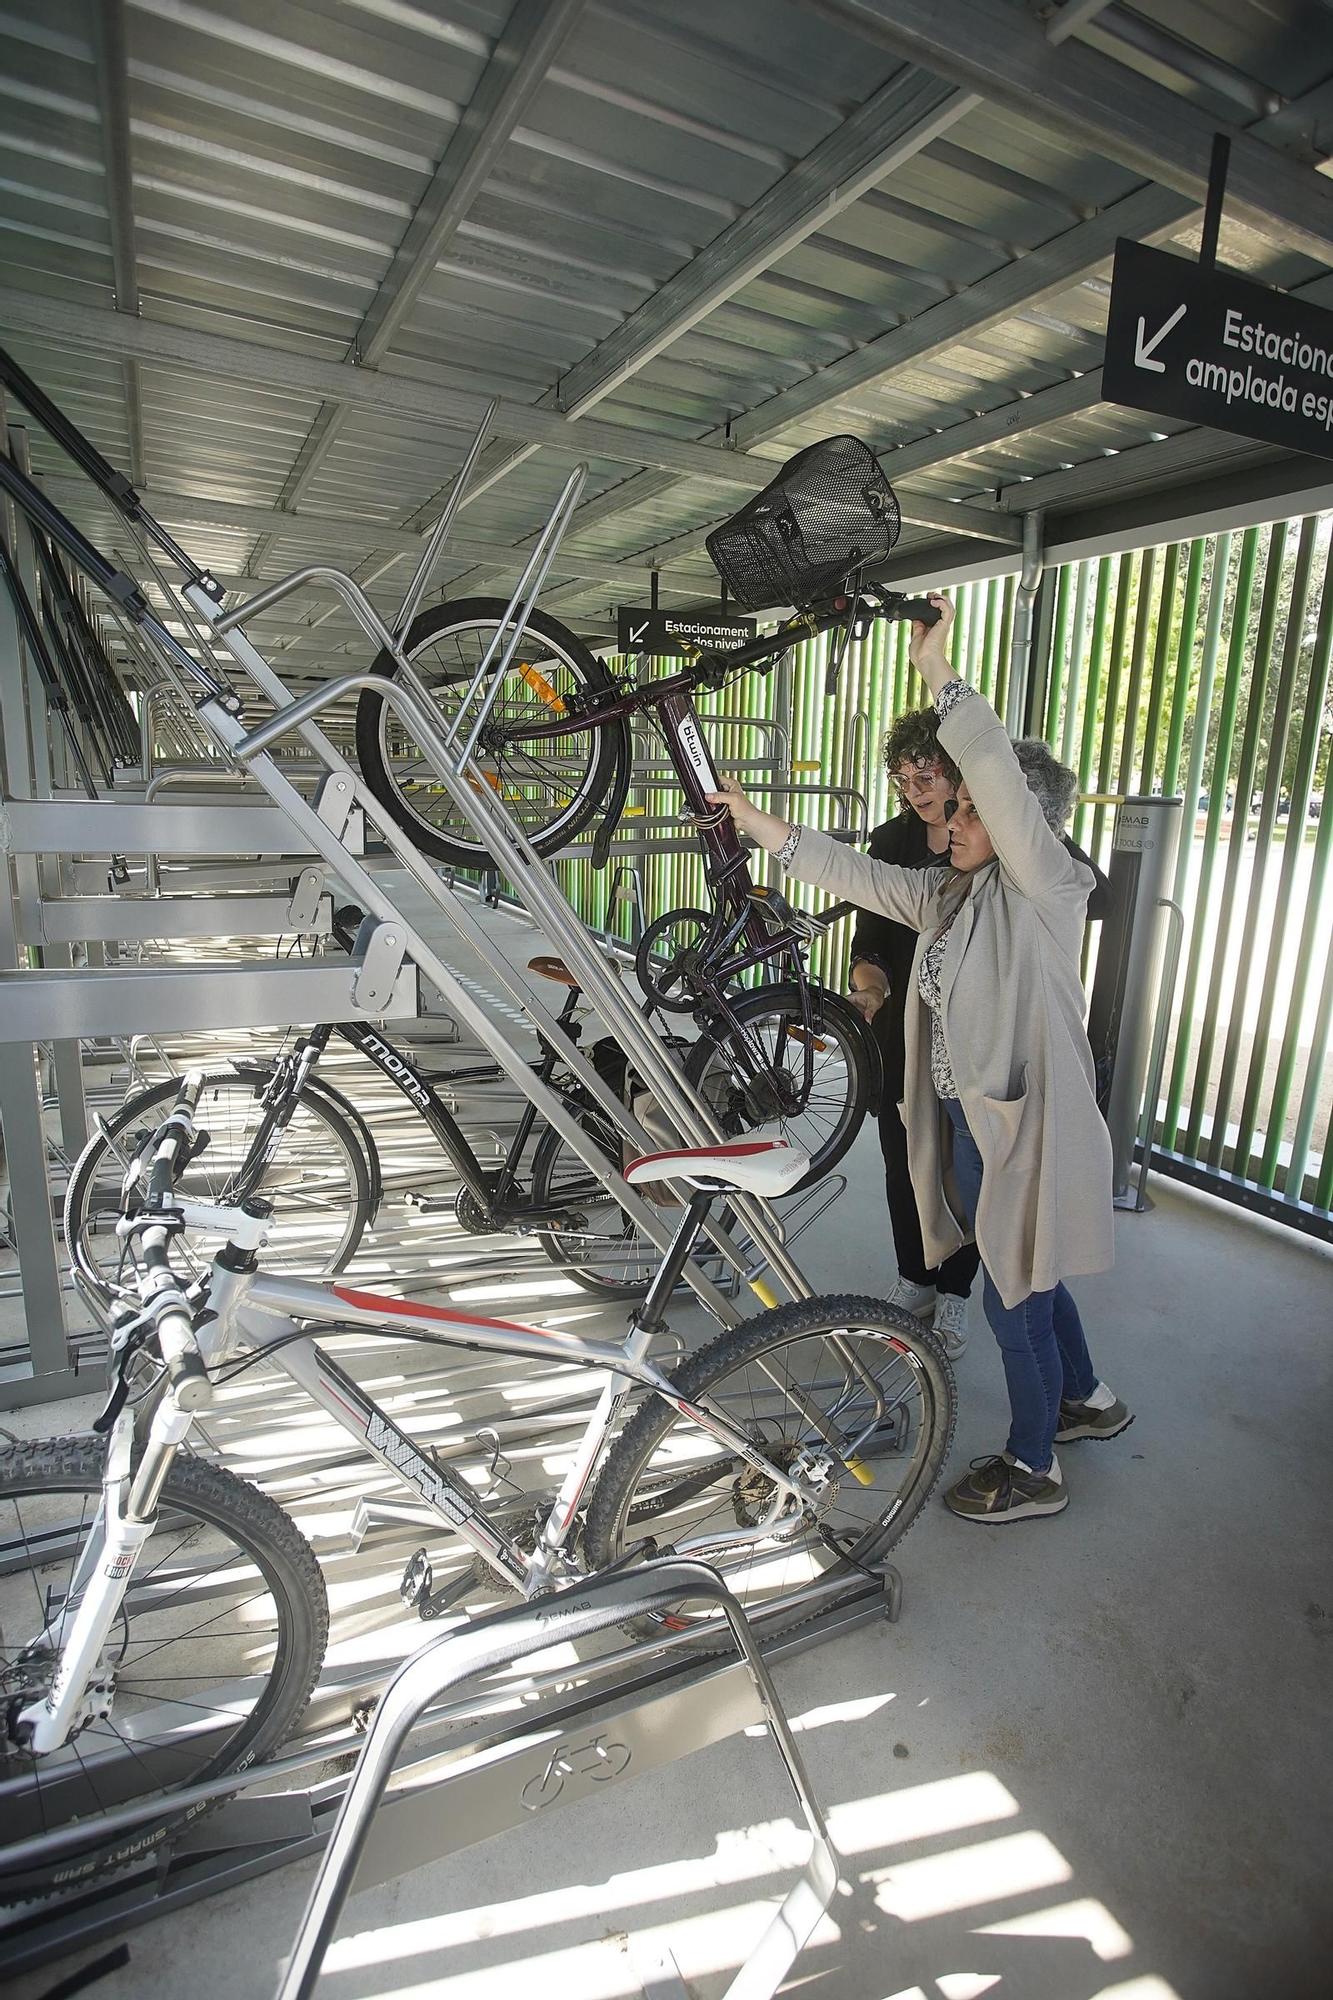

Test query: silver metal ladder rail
[175,566,815,1312]
[277,1557,840,2000]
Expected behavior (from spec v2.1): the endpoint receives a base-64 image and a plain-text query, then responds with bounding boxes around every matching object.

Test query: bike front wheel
[584,1295,956,1636]
[684,983,873,1185]
[0,1439,326,1901]
[355,598,621,866]
[64,1068,374,1296]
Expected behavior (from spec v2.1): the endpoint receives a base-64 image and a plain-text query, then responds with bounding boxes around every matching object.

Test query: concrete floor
[6,1123,1331,2000]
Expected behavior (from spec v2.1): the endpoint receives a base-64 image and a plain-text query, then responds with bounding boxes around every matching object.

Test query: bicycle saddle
[624,1137,808,1197]
[528,954,580,987]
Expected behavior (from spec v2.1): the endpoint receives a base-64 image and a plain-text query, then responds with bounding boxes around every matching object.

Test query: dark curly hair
[882,708,960,787]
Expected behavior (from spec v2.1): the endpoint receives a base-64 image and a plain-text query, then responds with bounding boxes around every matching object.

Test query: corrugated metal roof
[2,0,1332,669]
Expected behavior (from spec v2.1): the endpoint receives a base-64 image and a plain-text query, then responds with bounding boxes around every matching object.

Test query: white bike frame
[21,1197,825,1758]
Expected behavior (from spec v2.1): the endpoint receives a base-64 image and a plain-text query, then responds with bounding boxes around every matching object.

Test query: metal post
[1004,509,1044,736]
[276,1560,838,2000]
[0,548,73,1398]
[392,400,497,643]
[1101,795,1185,1203]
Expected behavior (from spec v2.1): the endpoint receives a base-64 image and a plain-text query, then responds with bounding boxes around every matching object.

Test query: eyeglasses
[894,769,947,798]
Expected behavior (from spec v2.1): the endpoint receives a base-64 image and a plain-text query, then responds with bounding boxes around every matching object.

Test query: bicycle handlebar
[688,588,940,683]
[136,1073,213,1408]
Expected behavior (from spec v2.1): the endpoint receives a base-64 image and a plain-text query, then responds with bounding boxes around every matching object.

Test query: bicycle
[0,1076,955,1899]
[62,907,667,1301]
[355,438,941,1182]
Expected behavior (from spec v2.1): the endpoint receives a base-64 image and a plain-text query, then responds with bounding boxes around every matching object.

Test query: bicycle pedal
[399,1547,432,1608]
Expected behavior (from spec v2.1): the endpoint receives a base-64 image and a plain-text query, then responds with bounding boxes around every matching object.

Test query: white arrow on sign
[628,620,649,646]
[1134,302,1187,373]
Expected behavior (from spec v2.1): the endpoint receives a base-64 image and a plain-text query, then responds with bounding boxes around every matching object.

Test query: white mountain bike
[0,1076,955,1899]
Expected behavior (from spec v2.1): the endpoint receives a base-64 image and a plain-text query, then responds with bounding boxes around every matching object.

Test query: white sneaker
[887,1277,936,1317]
[933,1294,969,1359]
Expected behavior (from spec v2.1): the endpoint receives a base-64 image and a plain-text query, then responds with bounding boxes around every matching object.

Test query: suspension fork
[228,1028,333,1197]
[17,1395,195,1756]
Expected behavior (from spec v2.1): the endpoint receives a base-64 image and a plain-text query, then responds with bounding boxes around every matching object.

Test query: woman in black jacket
[849,711,1111,1361]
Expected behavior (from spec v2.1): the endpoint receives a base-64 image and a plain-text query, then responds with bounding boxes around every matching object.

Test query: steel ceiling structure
[2,0,1332,669]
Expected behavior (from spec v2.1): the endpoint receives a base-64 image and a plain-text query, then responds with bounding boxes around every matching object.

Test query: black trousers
[878,1090,980,1298]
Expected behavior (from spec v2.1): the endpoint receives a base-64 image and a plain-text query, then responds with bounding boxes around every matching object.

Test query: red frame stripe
[331,1285,550,1339]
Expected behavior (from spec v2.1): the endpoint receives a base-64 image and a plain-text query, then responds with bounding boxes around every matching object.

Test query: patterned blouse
[917,907,961,1098]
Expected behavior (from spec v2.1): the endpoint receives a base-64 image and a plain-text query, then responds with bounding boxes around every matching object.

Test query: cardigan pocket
[980,1067,1042,1168]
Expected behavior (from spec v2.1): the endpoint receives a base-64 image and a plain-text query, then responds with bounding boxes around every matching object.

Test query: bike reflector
[706,436,901,613]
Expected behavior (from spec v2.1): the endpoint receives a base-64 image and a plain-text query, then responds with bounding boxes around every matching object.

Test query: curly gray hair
[1012,738,1079,831]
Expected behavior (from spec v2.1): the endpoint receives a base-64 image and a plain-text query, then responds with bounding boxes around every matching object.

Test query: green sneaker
[1055,1392,1133,1442]
[945,1453,1068,1523]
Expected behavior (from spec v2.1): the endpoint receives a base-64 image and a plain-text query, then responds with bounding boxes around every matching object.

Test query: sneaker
[933,1293,968,1359]
[887,1276,936,1317]
[945,1452,1068,1523]
[1056,1383,1134,1441]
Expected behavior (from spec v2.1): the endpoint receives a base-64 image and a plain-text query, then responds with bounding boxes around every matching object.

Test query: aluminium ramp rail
[277,1557,840,2000]
[179,566,818,1313]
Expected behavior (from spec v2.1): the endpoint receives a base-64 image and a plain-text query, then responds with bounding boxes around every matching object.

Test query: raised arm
[910,598,1085,907]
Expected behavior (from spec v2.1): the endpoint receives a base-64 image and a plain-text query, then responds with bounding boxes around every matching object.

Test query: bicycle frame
[22,1193,829,1759]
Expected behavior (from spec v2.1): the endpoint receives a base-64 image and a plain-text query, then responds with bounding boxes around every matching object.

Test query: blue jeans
[943,1097,1096,1472]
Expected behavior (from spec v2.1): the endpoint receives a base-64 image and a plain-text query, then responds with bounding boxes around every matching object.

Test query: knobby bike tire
[583,1294,956,1641]
[354,598,623,867]
[63,1067,374,1296]
[684,982,873,1187]
[0,1439,326,1901]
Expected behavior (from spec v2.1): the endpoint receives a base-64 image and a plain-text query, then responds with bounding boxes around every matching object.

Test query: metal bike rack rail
[177,512,817,1310]
[278,1559,838,2000]
[0,1560,899,1983]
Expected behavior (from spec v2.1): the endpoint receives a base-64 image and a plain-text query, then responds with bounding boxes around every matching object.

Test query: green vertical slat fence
[551,512,1330,1230]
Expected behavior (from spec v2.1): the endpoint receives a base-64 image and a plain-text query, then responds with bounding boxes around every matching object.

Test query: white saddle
[623,1137,809,1198]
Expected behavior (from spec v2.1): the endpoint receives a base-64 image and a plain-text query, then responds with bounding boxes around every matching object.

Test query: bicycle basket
[705,435,901,613]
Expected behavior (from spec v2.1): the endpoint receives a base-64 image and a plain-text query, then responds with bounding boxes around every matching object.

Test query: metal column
[1095,795,1185,1201]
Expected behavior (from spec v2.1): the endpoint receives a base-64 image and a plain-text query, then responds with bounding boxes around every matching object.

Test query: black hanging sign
[1102,238,1333,462]
[616,607,756,657]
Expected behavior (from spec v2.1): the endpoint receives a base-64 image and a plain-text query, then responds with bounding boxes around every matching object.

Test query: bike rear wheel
[355,598,620,866]
[584,1295,955,1636]
[0,1440,326,1901]
[684,983,872,1186]
[530,1109,659,1299]
[64,1068,373,1296]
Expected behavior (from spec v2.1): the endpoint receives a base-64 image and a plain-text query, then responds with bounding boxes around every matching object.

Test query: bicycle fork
[16,1396,194,1756]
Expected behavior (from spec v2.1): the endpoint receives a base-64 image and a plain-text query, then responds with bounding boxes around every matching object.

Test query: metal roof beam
[534,177,1190,563]
[0,292,778,491]
[551,66,974,418]
[804,0,1333,262]
[359,0,586,371]
[90,0,145,488]
[248,0,587,565]
[32,477,708,587]
[726,180,1191,447]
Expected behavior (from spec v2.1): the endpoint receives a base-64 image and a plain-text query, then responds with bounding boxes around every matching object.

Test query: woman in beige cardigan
[709,596,1132,1524]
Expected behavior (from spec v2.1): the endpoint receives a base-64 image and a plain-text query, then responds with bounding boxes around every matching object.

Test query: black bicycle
[64,909,669,1301]
[356,438,940,1184]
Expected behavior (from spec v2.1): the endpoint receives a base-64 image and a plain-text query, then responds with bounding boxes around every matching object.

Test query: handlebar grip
[156,1304,213,1410]
[176,1072,205,1116]
[886,594,942,627]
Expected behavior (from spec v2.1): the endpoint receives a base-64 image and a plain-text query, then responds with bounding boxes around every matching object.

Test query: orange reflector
[786,1026,827,1052]
[518,663,566,713]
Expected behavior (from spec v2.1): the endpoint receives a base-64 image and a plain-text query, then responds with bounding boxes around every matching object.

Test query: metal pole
[1105,795,1184,1203]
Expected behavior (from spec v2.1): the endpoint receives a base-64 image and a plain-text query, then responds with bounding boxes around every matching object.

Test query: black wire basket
[706,435,901,613]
